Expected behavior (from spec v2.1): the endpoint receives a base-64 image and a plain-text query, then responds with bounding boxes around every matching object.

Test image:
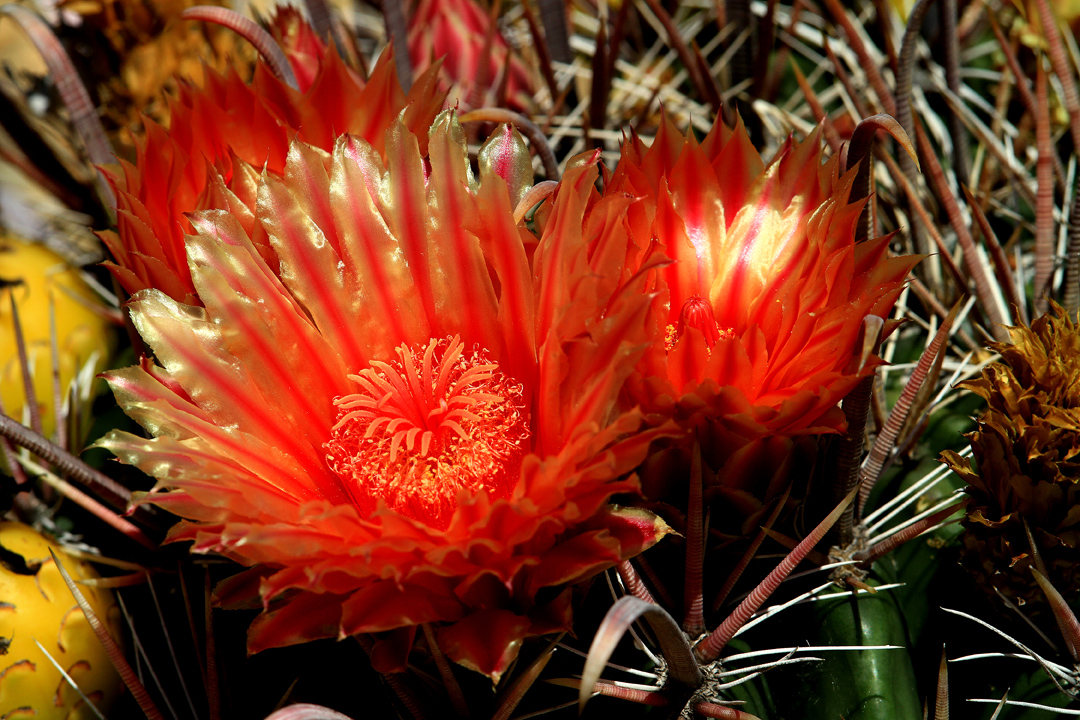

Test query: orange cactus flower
[100,33,446,305]
[609,116,920,447]
[266,6,331,92]
[98,116,672,680]
[407,0,533,110]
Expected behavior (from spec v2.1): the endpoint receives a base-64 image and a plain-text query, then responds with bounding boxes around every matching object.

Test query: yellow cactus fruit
[0,235,113,438]
[0,522,125,719]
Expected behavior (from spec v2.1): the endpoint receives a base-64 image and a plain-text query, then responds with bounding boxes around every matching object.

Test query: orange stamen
[325,336,529,528]
[665,296,735,351]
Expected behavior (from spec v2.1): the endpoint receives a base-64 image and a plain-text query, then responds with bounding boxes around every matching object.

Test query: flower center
[325,336,529,528]
[665,295,736,351]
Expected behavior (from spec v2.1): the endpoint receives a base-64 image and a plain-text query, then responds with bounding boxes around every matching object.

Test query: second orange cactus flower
[606,116,919,521]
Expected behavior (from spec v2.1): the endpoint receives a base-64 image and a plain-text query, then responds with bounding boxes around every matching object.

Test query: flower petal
[437,609,530,682]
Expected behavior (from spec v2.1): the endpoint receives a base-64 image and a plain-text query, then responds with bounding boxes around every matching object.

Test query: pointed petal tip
[857,315,885,372]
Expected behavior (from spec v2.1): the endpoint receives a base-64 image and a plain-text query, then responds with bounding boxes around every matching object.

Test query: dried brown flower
[942,302,1080,608]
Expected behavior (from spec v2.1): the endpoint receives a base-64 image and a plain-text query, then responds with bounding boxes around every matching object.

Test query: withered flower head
[59,0,257,146]
[942,302,1080,608]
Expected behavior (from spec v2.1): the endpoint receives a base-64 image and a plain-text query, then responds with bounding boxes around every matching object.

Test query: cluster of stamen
[664,295,736,352]
[325,336,529,528]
